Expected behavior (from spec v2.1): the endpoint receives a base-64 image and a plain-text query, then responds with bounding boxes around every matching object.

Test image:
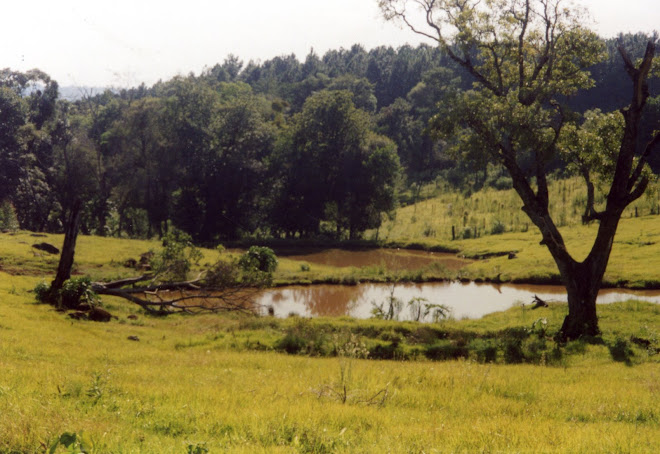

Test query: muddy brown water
[281,248,470,271]
[241,248,660,320]
[256,282,660,321]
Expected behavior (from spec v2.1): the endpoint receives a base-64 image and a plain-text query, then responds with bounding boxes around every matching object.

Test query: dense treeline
[0,35,658,241]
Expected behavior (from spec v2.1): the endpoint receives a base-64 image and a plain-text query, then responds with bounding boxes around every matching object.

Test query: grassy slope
[1,232,659,452]
[376,177,660,287]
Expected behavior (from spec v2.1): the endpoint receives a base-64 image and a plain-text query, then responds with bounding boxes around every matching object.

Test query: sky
[2,0,658,87]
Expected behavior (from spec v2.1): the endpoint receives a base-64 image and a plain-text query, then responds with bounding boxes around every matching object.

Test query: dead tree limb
[531,295,549,309]
[92,273,268,315]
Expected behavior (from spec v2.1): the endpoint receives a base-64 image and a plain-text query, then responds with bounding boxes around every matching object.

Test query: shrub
[368,340,405,360]
[239,246,278,273]
[469,338,498,363]
[489,176,513,190]
[34,277,100,310]
[502,338,525,364]
[34,281,52,304]
[60,277,100,310]
[275,319,328,356]
[203,259,240,287]
[490,220,506,235]
[0,199,19,231]
[521,337,547,364]
[152,229,202,282]
[424,341,469,360]
[276,333,308,354]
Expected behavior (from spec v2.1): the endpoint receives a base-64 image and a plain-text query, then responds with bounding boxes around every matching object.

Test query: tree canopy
[379,0,660,339]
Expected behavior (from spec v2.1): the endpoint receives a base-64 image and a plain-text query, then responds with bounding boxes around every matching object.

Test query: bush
[424,341,469,360]
[368,340,405,360]
[502,338,525,364]
[60,277,100,310]
[275,333,308,354]
[34,277,100,310]
[152,229,202,282]
[469,338,498,363]
[275,319,328,356]
[34,281,54,304]
[490,220,506,235]
[0,199,19,231]
[489,176,513,190]
[239,246,278,273]
[203,259,240,287]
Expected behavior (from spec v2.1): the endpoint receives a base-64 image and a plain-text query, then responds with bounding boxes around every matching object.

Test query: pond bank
[270,245,660,290]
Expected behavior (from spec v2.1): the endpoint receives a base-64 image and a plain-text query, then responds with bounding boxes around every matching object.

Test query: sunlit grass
[1,228,659,451]
[1,277,659,452]
[372,177,660,286]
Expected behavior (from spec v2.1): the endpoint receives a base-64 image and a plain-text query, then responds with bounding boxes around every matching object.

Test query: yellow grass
[0,214,659,451]
[1,280,658,452]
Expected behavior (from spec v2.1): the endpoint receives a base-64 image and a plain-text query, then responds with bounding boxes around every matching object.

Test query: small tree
[379,0,660,339]
[0,199,19,231]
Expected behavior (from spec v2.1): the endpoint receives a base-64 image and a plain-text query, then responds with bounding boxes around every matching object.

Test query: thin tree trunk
[51,199,82,291]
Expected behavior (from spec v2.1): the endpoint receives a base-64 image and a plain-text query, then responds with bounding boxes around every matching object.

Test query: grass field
[1,231,659,452]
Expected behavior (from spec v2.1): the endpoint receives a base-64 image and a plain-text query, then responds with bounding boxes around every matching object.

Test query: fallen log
[92,273,267,315]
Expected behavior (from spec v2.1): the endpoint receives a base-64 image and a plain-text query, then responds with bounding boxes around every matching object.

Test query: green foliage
[49,431,95,454]
[34,280,52,304]
[468,338,498,363]
[424,341,469,361]
[0,199,19,231]
[490,220,506,235]
[151,229,202,282]
[239,246,278,273]
[275,319,329,356]
[186,443,209,454]
[34,277,100,310]
[270,90,400,239]
[60,277,100,310]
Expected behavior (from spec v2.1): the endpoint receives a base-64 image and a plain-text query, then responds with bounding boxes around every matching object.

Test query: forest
[1,33,659,244]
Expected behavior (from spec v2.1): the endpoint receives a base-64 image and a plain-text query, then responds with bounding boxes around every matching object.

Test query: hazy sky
[3,0,658,87]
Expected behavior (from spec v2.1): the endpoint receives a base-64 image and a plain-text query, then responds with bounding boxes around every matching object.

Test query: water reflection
[256,282,660,320]
[281,248,470,271]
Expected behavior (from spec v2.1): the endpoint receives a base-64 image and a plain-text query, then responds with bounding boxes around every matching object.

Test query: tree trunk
[554,216,619,340]
[51,199,82,291]
[559,263,601,340]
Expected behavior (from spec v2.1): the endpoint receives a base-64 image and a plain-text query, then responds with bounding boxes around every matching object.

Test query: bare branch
[628,131,660,192]
[92,272,269,315]
[625,175,650,207]
[517,0,531,91]
[98,274,155,289]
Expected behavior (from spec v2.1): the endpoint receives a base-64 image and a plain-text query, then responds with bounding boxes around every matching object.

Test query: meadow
[2,176,660,452]
[1,226,659,452]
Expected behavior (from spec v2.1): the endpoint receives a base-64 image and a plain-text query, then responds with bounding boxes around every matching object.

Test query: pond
[256,281,660,321]
[279,248,470,271]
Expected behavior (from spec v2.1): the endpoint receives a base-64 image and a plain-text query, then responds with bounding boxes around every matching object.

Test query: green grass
[368,176,660,287]
[1,231,659,452]
[383,176,660,243]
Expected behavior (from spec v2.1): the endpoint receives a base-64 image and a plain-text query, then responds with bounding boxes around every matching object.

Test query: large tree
[379,0,660,339]
[271,90,400,239]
